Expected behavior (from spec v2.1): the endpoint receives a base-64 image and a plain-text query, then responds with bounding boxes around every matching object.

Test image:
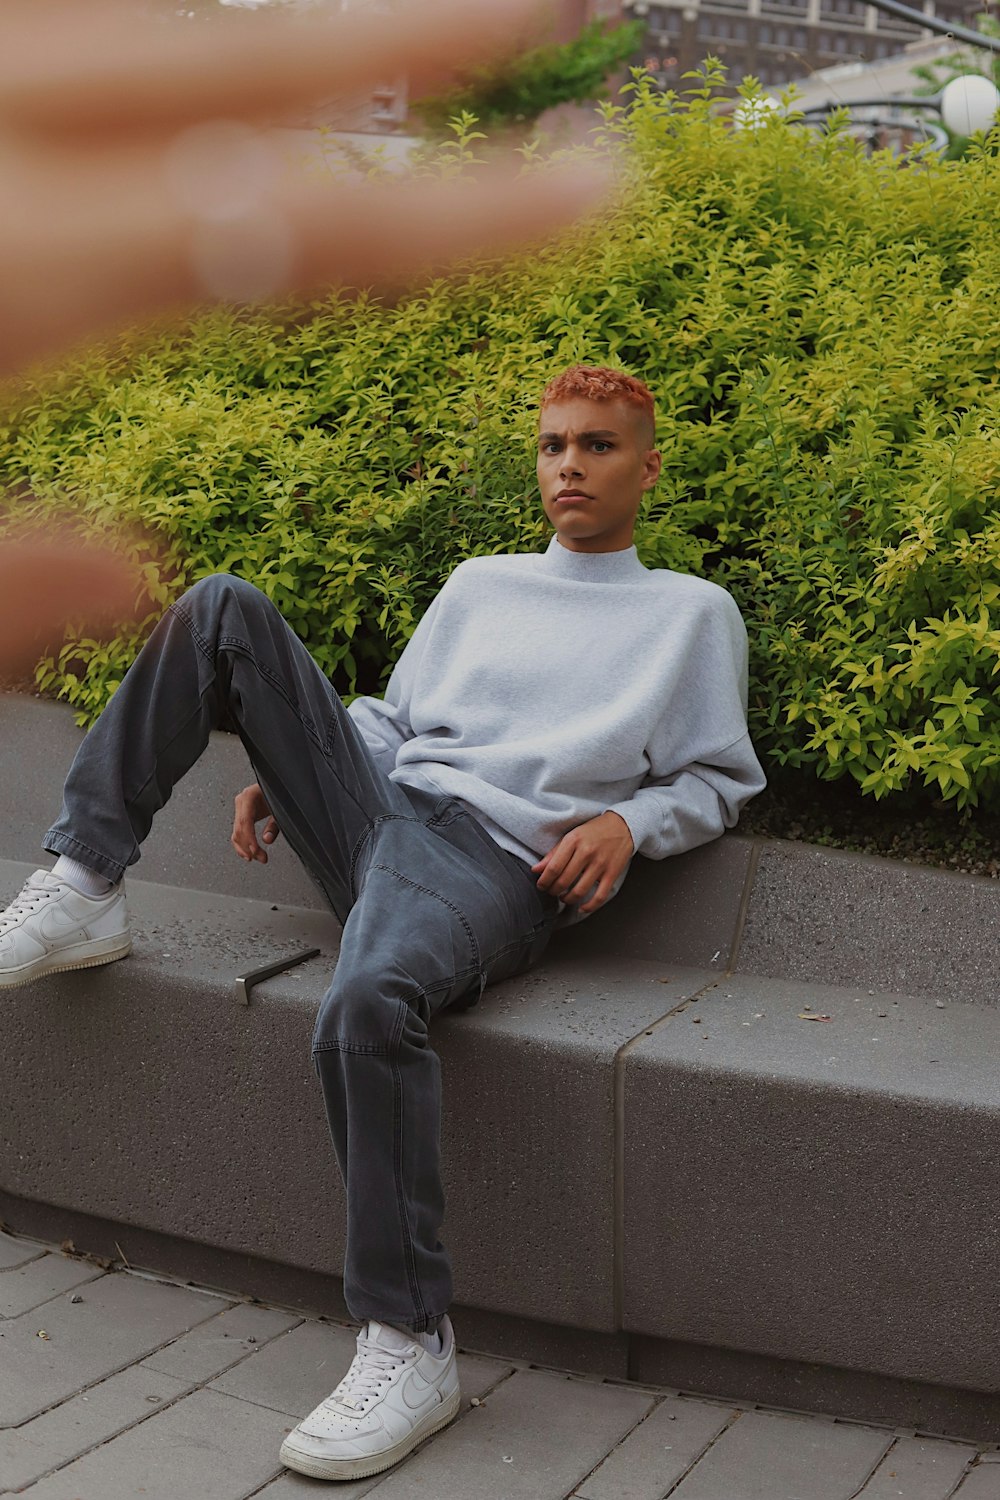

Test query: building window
[820,0,867,18]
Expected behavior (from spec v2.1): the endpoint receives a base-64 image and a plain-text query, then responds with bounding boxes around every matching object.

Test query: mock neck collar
[539,534,647,583]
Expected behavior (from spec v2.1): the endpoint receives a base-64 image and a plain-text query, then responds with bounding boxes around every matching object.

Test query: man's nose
[559,447,584,477]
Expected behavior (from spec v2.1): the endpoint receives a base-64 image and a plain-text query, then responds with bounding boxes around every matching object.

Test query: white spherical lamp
[940,74,1000,136]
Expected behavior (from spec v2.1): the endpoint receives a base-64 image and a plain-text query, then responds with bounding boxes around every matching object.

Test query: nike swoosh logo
[38,903,94,945]
[399,1370,437,1411]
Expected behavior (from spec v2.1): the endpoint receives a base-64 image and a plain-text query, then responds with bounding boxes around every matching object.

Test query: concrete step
[5,854,1000,1439]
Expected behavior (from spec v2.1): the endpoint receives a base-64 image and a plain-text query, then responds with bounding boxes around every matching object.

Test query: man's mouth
[554,491,592,504]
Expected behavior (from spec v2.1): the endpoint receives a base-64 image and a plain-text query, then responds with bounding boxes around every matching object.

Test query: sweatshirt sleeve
[606,592,767,860]
[345,588,446,778]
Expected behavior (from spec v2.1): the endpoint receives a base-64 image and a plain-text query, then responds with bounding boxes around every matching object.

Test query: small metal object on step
[235,948,321,1005]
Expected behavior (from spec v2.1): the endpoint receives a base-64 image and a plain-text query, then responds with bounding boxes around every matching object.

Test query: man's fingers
[231,811,254,861]
[0,537,142,678]
[578,879,611,916]
[232,822,266,863]
[541,846,586,898]
[232,790,278,863]
[1,0,553,140]
[286,159,615,296]
[561,859,599,902]
[0,151,613,374]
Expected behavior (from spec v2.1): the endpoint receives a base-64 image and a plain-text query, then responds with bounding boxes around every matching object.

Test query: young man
[0,365,765,1482]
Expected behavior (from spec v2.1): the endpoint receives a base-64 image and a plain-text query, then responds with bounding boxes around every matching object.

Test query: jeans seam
[170,600,213,660]
[349,815,413,903]
[389,999,427,1327]
[220,634,327,750]
[426,809,463,829]
[311,1038,390,1057]
[117,688,219,854]
[483,933,538,968]
[171,601,332,754]
[369,862,481,974]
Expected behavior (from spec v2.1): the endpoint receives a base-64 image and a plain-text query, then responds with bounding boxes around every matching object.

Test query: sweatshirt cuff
[606,797,667,857]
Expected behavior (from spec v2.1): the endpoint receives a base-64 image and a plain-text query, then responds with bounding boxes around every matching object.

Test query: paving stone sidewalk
[2,1229,999,1500]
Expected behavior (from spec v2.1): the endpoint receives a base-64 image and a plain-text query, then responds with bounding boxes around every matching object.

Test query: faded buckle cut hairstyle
[540,365,656,446]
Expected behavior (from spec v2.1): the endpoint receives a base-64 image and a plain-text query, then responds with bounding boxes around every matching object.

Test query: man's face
[536,396,661,554]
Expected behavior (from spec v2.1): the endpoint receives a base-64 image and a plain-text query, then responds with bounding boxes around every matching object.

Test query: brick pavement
[1,1229,998,1500]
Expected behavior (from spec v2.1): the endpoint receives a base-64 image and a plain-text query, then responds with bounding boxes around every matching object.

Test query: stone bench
[4,692,1000,1442]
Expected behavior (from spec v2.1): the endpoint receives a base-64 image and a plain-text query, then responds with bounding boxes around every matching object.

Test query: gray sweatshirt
[346,534,766,923]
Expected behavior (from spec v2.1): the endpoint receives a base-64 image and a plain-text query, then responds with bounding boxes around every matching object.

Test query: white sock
[377,1322,444,1356]
[52,856,115,898]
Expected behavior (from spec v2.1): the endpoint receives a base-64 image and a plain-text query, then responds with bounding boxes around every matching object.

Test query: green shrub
[3,68,1000,813]
[413,18,645,134]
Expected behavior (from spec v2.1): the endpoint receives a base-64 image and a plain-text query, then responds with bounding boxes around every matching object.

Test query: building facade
[633,0,995,91]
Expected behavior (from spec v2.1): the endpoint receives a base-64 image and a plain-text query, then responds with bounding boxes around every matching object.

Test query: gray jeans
[44,574,561,1333]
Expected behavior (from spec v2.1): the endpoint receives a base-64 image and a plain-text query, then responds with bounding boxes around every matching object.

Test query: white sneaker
[279,1316,461,1482]
[0,870,131,989]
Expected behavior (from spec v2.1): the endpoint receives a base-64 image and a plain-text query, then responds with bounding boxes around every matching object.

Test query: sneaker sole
[0,935,132,990]
[279,1383,462,1482]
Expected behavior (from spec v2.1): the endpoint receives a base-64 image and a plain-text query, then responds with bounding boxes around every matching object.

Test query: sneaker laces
[325,1335,405,1414]
[0,878,54,935]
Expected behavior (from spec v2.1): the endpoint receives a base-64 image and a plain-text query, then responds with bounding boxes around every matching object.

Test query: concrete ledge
[737,838,1000,1006]
[623,971,1000,1393]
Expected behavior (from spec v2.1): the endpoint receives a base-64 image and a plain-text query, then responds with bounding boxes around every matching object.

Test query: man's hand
[0,0,611,374]
[0,0,611,684]
[0,531,142,680]
[531,810,634,918]
[232,782,280,864]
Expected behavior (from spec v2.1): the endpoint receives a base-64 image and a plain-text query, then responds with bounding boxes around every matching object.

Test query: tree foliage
[413,18,644,134]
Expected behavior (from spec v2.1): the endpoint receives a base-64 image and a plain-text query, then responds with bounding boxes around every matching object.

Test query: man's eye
[592,442,611,452]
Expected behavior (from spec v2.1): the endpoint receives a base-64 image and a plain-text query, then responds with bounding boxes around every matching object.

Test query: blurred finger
[1,0,555,140]
[0,150,613,373]
[288,159,615,293]
[0,538,141,677]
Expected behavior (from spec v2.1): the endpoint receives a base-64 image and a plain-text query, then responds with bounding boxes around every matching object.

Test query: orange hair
[539,365,655,441]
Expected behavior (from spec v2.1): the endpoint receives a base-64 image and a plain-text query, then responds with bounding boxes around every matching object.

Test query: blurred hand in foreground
[0,0,611,680]
[0,535,146,682]
[1,0,609,371]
